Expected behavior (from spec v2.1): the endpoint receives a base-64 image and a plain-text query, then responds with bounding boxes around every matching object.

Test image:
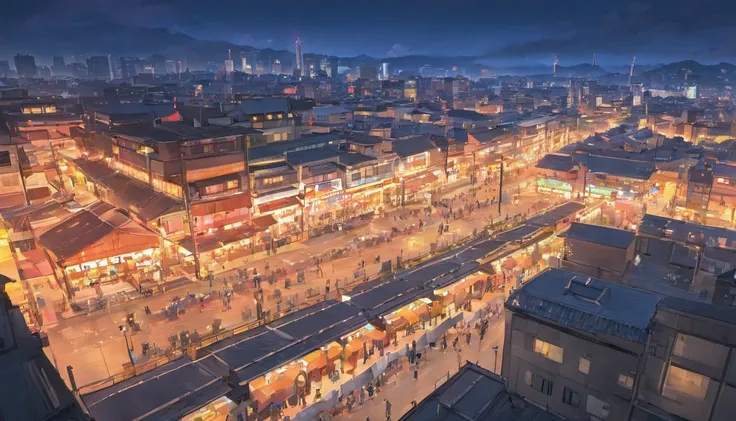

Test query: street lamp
[119,325,135,367]
[492,345,499,373]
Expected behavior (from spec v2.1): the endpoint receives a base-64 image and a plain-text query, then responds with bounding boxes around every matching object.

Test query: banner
[291,390,339,421]
[339,368,374,397]
[427,313,463,344]
[370,355,389,378]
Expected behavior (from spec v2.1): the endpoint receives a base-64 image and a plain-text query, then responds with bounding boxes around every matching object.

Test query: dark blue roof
[561,222,635,249]
[536,153,577,172]
[248,134,342,162]
[338,152,377,167]
[392,135,437,158]
[577,154,654,180]
[400,362,564,421]
[508,268,662,344]
[285,147,340,166]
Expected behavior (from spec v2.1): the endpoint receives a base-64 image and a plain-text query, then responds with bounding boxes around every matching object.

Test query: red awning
[257,196,301,214]
[191,194,252,217]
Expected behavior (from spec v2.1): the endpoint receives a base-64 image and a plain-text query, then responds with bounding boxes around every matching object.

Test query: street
[45,168,543,387]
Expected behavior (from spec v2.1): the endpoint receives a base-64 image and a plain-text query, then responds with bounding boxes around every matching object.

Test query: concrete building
[502,268,663,421]
[0,276,88,421]
[560,222,636,280]
[400,362,564,421]
[632,296,736,421]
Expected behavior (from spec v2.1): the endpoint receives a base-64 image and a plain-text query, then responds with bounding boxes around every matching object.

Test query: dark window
[0,151,11,167]
[526,371,553,396]
[562,387,580,407]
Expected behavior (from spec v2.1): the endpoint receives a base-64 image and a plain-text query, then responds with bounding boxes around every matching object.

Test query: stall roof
[493,224,540,243]
[525,201,585,228]
[349,279,424,311]
[275,301,362,339]
[455,239,506,261]
[82,356,228,421]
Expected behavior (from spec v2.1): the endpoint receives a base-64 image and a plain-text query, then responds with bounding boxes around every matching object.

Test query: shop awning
[397,308,420,325]
[364,329,385,341]
[191,193,252,217]
[404,172,438,191]
[252,214,278,231]
[302,350,327,371]
[326,343,343,360]
[257,196,302,215]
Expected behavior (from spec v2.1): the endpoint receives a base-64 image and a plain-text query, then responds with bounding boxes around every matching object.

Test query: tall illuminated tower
[295,37,303,76]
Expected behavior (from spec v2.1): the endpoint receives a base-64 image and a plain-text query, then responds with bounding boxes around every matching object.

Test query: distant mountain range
[2,24,734,82]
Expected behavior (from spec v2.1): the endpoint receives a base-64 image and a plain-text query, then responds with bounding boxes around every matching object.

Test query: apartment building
[632,297,736,421]
[502,268,663,421]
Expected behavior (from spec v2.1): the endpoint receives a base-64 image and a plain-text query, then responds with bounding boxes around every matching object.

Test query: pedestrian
[384,398,392,421]
[452,336,459,350]
[466,331,472,345]
[359,386,366,405]
[325,279,330,294]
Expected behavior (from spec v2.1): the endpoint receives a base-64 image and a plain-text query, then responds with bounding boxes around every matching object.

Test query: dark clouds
[1,0,735,63]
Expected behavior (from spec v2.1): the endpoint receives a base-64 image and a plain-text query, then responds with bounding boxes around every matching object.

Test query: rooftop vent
[564,276,611,305]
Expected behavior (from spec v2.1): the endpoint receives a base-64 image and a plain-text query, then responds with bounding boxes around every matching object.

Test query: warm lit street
[45,169,545,387]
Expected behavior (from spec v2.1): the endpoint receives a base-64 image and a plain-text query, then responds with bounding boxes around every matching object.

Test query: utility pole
[498,156,504,215]
[178,148,202,280]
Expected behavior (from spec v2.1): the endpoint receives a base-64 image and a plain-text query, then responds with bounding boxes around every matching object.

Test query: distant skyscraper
[14,54,37,78]
[0,61,10,78]
[150,54,166,75]
[87,56,111,80]
[381,62,389,80]
[52,56,65,74]
[241,55,248,73]
[272,59,281,74]
[686,85,698,100]
[295,38,303,76]
[224,49,234,73]
[165,60,176,74]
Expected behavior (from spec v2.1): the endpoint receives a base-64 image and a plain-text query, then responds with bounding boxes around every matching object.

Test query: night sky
[2,0,736,65]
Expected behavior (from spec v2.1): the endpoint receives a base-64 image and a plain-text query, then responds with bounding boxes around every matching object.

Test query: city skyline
[1,0,736,64]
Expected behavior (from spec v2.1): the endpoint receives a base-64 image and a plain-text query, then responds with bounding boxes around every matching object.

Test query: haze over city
[1,1,736,421]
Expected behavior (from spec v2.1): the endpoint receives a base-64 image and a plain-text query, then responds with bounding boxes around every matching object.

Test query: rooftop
[536,153,577,172]
[399,362,563,421]
[517,115,556,128]
[508,268,663,344]
[576,153,655,180]
[285,147,340,166]
[560,222,635,249]
[113,122,258,143]
[391,135,437,158]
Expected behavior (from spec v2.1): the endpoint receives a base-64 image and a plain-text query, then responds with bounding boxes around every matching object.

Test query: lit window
[579,357,590,374]
[663,365,710,400]
[534,339,564,363]
[227,180,239,190]
[717,177,725,183]
[277,113,283,119]
[618,373,635,389]
[252,116,258,121]
[288,113,294,118]
[267,114,273,120]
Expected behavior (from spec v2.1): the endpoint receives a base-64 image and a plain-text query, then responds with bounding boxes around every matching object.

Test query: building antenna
[228,49,232,61]
[629,55,636,87]
[592,53,596,67]
[553,54,558,76]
